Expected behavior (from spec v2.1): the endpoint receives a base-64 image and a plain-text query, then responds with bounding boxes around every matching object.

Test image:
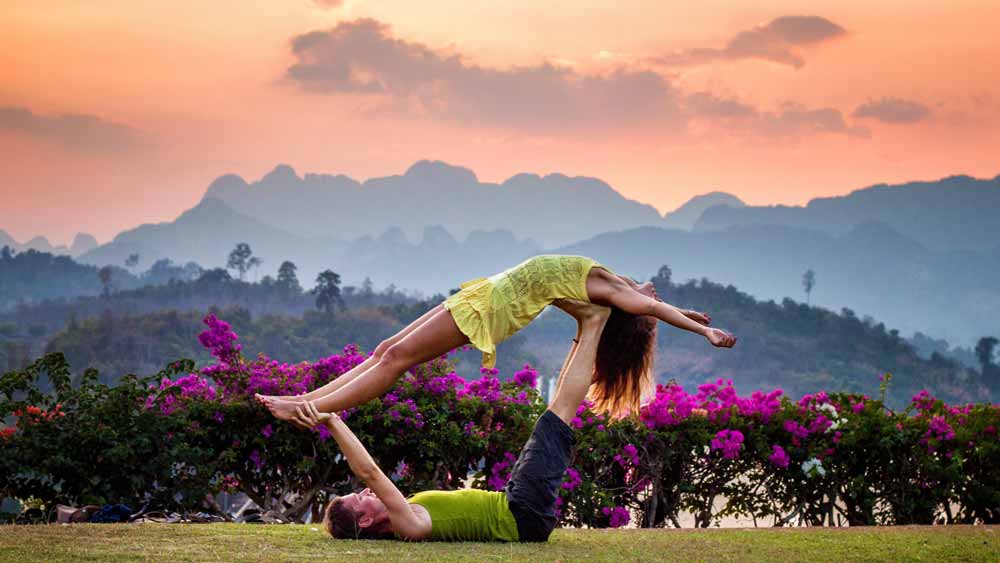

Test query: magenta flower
[601,506,630,528]
[710,429,744,459]
[513,365,538,388]
[769,445,790,469]
[562,467,582,490]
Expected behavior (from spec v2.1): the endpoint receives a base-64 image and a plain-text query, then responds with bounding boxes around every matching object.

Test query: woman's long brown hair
[589,306,657,418]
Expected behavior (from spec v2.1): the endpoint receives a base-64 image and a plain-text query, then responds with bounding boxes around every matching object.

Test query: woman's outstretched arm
[589,273,736,347]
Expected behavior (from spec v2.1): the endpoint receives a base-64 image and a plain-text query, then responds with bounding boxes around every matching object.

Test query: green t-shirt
[406,489,519,542]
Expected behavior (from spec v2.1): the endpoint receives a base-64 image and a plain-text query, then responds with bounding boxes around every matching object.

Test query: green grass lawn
[1,524,997,562]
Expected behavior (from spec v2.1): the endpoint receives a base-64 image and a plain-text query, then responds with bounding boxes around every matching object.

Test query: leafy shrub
[2,314,998,526]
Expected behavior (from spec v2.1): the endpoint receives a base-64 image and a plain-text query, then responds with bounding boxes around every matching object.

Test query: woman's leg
[264,307,469,421]
[256,303,446,404]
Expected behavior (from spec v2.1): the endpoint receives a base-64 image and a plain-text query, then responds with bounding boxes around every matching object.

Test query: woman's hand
[705,327,737,348]
[290,400,333,430]
[684,309,711,326]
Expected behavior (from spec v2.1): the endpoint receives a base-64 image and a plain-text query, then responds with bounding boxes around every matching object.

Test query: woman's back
[442,254,614,368]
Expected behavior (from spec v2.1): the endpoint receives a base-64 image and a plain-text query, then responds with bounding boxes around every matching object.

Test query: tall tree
[276,260,302,294]
[98,266,114,297]
[802,269,816,305]
[312,269,345,314]
[124,253,140,274]
[227,243,253,281]
[651,264,673,293]
[975,336,998,382]
[247,256,263,283]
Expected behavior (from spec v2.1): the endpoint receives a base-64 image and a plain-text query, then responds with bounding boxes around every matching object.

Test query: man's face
[341,488,388,528]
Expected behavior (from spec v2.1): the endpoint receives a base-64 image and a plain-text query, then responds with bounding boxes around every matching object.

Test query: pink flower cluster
[639,379,784,429]
[570,401,607,431]
[197,314,241,364]
[487,451,518,491]
[710,429,744,459]
[562,467,582,490]
[923,415,956,450]
[613,444,640,469]
[601,506,630,528]
[145,374,218,415]
[768,445,790,469]
[513,364,538,388]
[382,392,425,429]
[912,390,936,412]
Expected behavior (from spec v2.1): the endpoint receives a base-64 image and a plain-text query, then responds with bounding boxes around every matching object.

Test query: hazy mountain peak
[204,174,249,201]
[664,191,746,230]
[261,163,300,186]
[25,236,54,252]
[0,229,15,248]
[500,172,542,189]
[177,197,241,224]
[420,224,458,248]
[404,160,478,186]
[377,226,410,246]
[70,233,98,256]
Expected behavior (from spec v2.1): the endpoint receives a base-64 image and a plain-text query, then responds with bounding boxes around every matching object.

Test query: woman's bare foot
[262,397,305,422]
[254,393,296,406]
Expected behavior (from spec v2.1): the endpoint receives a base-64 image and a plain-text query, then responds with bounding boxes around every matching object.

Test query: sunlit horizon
[3,1,999,245]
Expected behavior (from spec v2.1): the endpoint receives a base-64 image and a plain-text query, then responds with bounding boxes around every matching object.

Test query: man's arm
[292,402,431,540]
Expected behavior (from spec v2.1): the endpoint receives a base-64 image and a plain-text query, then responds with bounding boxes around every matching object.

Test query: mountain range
[6,160,998,347]
[0,230,97,257]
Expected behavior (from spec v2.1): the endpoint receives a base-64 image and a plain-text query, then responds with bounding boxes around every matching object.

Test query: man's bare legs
[263,307,469,422]
[547,300,611,424]
[254,303,445,406]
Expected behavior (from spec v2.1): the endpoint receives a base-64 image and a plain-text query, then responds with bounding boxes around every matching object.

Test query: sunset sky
[3,0,998,245]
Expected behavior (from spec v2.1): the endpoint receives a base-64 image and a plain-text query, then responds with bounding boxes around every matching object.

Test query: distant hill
[77,197,331,281]
[11,165,1000,349]
[75,196,542,293]
[202,160,667,248]
[27,274,989,409]
[695,174,1000,253]
[0,229,98,257]
[556,221,999,348]
[662,191,745,230]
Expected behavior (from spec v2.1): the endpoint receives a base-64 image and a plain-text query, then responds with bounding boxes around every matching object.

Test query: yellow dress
[441,254,616,368]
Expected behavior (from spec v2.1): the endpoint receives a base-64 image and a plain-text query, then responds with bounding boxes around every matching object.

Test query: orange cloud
[648,15,847,69]
[0,106,148,152]
[852,97,932,124]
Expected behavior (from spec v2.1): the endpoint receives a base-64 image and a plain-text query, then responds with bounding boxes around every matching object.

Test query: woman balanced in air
[258,254,736,421]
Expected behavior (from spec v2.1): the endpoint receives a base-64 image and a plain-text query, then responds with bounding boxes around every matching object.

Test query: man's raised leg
[503,301,610,542]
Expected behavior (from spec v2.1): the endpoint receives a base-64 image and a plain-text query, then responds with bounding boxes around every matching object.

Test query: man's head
[323,488,394,539]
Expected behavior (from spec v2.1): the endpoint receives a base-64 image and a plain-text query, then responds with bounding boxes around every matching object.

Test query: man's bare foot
[553,298,612,323]
[263,398,305,422]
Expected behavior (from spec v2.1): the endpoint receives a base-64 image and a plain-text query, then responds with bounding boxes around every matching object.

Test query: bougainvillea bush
[0,314,544,522]
[2,314,998,526]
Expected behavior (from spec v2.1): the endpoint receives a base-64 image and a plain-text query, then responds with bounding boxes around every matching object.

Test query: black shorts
[504,409,576,542]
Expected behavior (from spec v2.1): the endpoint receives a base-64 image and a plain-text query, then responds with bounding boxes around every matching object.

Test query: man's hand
[552,298,611,323]
[290,400,333,430]
[705,327,737,348]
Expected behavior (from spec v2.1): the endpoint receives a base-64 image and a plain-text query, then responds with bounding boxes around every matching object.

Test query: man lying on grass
[288,299,611,542]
